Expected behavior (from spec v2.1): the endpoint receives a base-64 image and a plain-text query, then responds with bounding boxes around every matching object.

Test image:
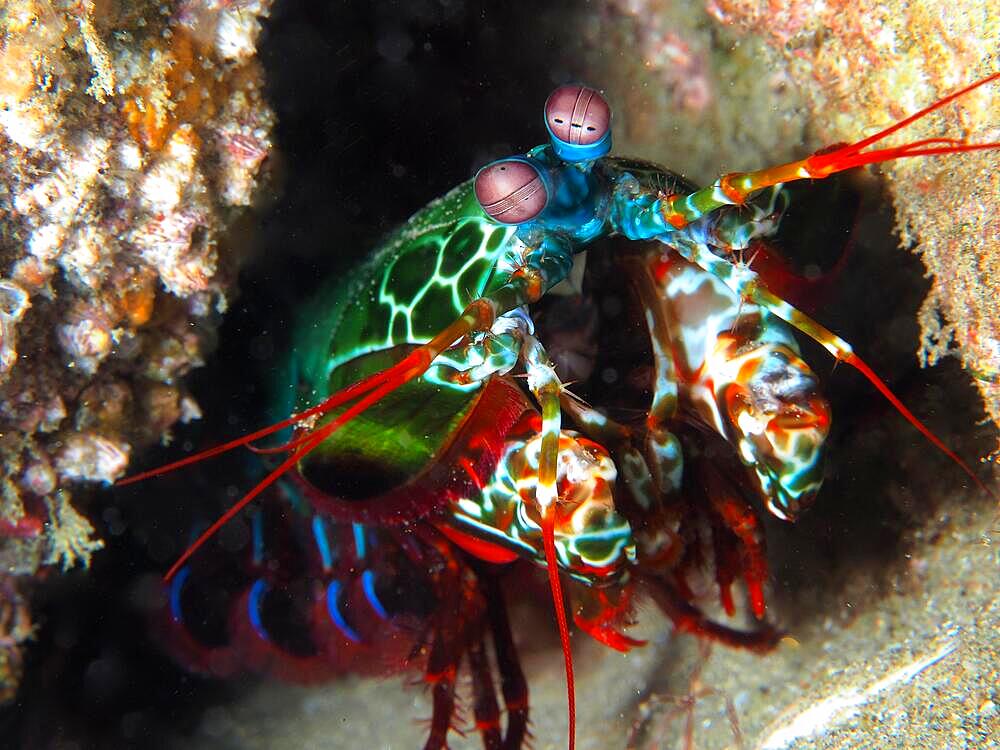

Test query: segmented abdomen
[158,492,453,683]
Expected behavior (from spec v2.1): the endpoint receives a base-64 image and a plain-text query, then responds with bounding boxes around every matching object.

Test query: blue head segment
[544,84,612,162]
[474,156,551,225]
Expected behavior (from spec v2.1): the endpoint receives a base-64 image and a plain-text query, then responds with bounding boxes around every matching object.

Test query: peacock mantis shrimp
[121,74,999,750]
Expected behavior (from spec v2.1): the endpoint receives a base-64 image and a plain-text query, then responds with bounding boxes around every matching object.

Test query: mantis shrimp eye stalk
[544,83,613,161]
[475,158,550,224]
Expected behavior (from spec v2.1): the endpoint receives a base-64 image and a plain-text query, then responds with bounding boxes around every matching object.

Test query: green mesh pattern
[290,181,516,406]
[281,181,516,489]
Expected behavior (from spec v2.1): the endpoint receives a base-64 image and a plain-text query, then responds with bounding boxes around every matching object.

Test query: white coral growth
[0,281,30,380]
[43,492,104,571]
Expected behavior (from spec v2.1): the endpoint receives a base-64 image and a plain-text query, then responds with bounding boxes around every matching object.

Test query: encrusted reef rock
[585,0,999,449]
[702,0,1000,442]
[0,0,274,698]
[583,0,812,185]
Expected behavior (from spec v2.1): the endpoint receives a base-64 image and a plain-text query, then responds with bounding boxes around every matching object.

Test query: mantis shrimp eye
[474,158,549,224]
[544,84,612,161]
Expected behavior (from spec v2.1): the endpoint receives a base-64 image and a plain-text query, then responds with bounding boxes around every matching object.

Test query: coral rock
[0,0,275,702]
[702,0,1000,443]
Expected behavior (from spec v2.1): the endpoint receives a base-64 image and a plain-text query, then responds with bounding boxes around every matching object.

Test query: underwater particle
[178,394,203,424]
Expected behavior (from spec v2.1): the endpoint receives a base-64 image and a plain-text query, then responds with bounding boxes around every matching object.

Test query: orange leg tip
[660,198,690,229]
[718,173,747,205]
[573,614,646,653]
[719,585,736,618]
[666,212,689,230]
[749,583,766,620]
